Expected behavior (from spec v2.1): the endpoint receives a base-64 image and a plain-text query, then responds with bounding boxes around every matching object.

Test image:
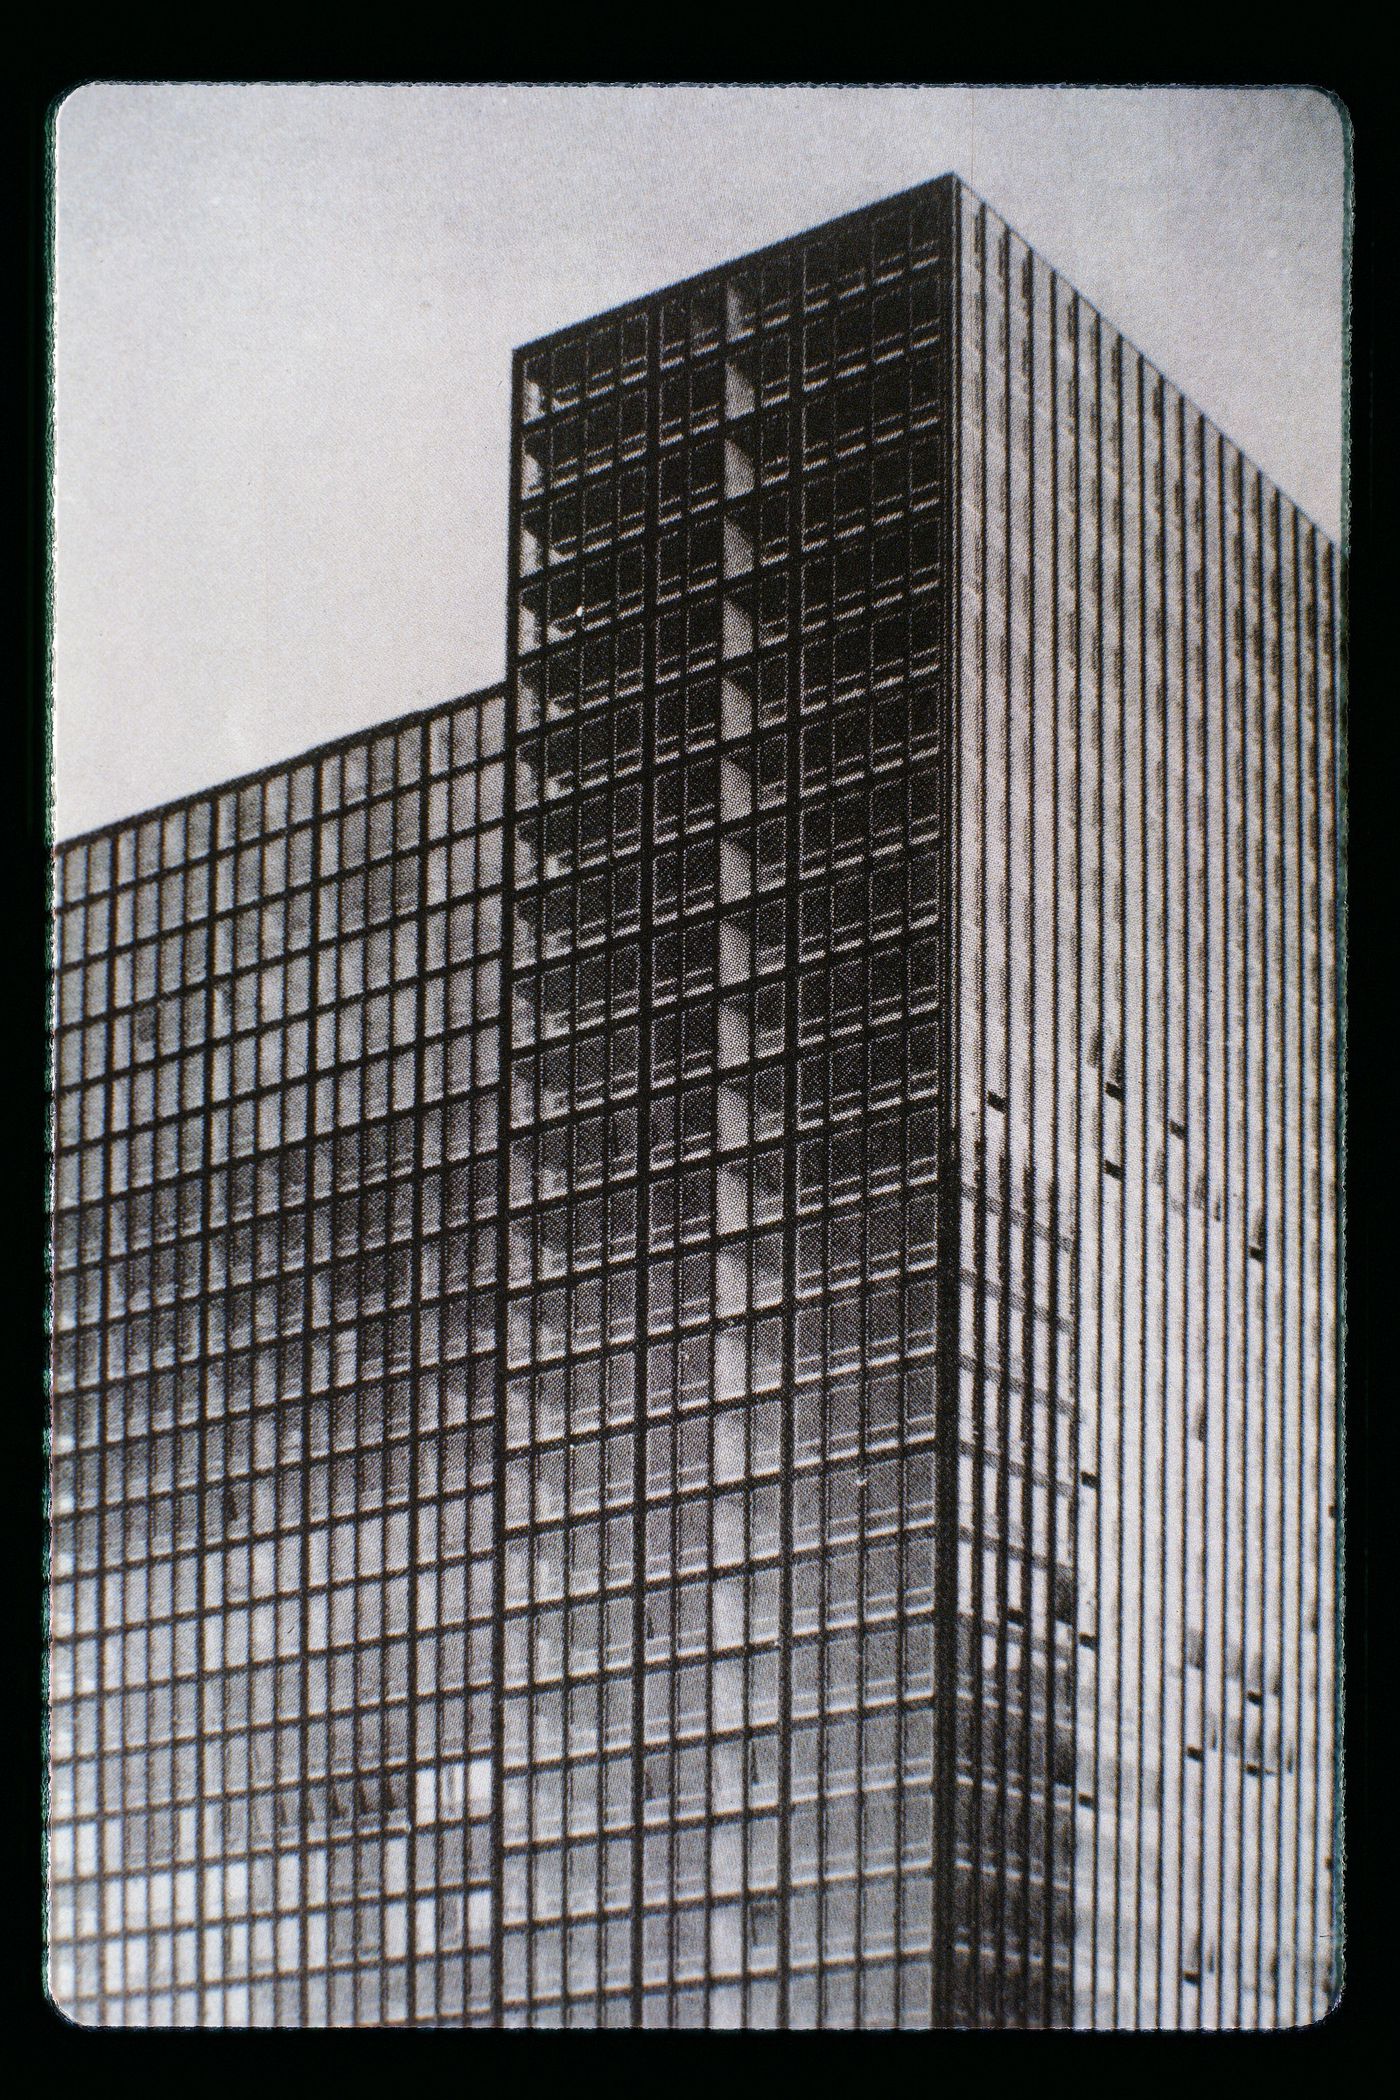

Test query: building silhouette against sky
[46,173,1341,2028]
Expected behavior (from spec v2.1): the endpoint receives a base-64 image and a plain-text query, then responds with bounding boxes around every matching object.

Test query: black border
[7,49,1391,2075]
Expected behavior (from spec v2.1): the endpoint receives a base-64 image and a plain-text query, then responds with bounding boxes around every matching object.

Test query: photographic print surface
[46,86,1344,2029]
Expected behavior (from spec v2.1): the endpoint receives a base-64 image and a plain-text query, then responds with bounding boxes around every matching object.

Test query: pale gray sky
[52,83,1346,839]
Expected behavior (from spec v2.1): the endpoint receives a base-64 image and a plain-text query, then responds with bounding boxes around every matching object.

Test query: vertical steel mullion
[627,307,661,2029]
[1188,407,1210,2033]
[106,875,124,2022]
[1072,287,1097,2031]
[1309,537,1334,2015]
[1287,508,1307,2027]
[1301,522,1320,2022]
[666,1297,681,2028]
[469,699,500,2029]
[554,787,576,2030]
[596,618,623,2030]
[295,776,323,2028]
[83,834,116,2024]
[990,221,1015,2035]
[852,821,866,2032]
[1133,352,1158,2024]
[1230,450,1250,2029]
[889,623,907,2011]
[518,864,535,2015]
[1019,248,1039,2036]
[119,857,140,2029]
[252,811,272,2008]
[768,270,797,2024]
[401,722,432,2024]
[1087,310,1107,2032]
[230,802,270,2032]
[893,189,925,2036]
[993,237,1014,2010]
[1175,396,1192,2032]
[1251,471,1271,2019]
[562,832,579,2029]
[245,871,264,2024]
[1270,488,1291,2028]
[1315,537,1337,2019]
[1045,1178,1063,2025]
[685,618,703,2034]
[1021,1179,1038,2024]
[1314,534,1332,2017]
[554,923,569,2025]
[548,742,568,2025]
[1257,483,1278,2024]
[43,865,61,2005]
[122,855,152,2022]
[1235,461,1256,2027]
[755,271,798,2037]
[52,869,76,2016]
[1068,294,1093,2035]
[1171,394,1193,2033]
[521,924,537,2013]
[1201,416,1225,2034]
[1108,335,1128,2034]
[713,367,732,2030]
[1043,263,1064,2029]
[773,266,801,2033]
[1212,439,1234,2028]
[1154,379,1173,2032]
[97,860,119,2028]
[850,273,871,2038]
[1269,498,1292,2026]
[191,799,227,2031]
[153,867,178,2010]
[991,236,1013,2034]
[699,362,719,2025]
[1284,487,1301,2015]
[992,1152,1012,2029]
[1250,464,1276,2015]
[1305,524,1322,2019]
[813,402,832,2033]
[114,857,144,2030]
[493,350,527,2030]
[1041,260,1059,2035]
[349,816,375,2026]
[1042,267,1065,2034]
[1179,392,1196,2029]
[964,195,992,2036]
[727,654,758,2023]
[1272,482,1292,2022]
[44,864,66,2010]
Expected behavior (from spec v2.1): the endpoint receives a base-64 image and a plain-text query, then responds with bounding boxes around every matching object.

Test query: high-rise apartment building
[48,691,508,2027]
[47,173,1341,2030]
[946,183,1340,2029]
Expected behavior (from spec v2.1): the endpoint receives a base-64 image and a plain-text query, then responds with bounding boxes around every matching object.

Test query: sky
[51,84,1347,840]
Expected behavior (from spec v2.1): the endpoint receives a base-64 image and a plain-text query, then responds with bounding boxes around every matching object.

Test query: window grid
[49,171,1340,2032]
[502,180,961,2031]
[50,693,504,2027]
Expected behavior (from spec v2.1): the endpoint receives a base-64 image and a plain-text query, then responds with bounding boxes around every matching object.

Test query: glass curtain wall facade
[503,179,1014,2030]
[48,689,506,2026]
[949,184,1341,2029]
[47,173,1341,2032]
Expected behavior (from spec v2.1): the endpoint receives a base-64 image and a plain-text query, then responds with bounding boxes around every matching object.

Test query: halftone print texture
[46,174,1340,2029]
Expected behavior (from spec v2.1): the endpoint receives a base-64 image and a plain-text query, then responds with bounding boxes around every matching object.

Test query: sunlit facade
[948,184,1340,2026]
[48,690,506,2025]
